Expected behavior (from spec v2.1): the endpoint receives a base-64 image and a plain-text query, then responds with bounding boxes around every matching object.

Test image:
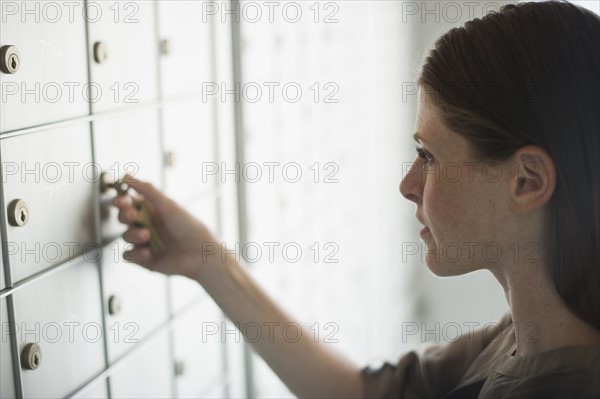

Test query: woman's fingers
[117,207,138,224]
[113,194,140,224]
[122,227,151,245]
[123,245,153,266]
[112,194,132,207]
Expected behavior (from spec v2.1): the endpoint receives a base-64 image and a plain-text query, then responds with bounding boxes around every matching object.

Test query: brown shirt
[361,312,600,398]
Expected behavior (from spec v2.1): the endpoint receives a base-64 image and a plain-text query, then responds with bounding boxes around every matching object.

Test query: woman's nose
[400,159,423,204]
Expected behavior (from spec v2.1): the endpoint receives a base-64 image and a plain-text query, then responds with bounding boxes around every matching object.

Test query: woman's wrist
[192,241,239,286]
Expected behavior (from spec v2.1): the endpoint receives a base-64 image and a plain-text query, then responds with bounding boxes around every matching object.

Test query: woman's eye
[415,146,435,164]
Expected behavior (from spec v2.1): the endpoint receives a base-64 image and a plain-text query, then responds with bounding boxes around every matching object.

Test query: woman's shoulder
[360,311,515,398]
[480,344,600,398]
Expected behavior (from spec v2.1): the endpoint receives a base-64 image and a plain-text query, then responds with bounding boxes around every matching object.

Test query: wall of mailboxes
[0,1,246,398]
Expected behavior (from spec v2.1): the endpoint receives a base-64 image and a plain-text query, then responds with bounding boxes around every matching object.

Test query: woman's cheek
[425,182,465,236]
[423,180,448,219]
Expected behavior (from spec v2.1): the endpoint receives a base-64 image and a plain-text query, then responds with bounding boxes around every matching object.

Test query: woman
[113,1,599,397]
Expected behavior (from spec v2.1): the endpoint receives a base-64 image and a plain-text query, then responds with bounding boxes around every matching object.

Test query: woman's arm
[113,177,364,399]
[200,250,364,398]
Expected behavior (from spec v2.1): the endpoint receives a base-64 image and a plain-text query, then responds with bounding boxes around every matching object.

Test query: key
[133,200,165,254]
[101,172,130,196]
[113,180,130,196]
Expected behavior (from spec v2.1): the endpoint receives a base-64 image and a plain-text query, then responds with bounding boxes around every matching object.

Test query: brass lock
[108,295,122,315]
[21,343,42,370]
[93,41,108,64]
[7,199,29,227]
[0,45,20,74]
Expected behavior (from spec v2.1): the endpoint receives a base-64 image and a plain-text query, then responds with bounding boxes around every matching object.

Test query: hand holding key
[111,175,222,280]
[105,176,165,254]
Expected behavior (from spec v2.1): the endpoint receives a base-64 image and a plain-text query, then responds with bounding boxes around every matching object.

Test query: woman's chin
[425,262,456,277]
[424,255,476,277]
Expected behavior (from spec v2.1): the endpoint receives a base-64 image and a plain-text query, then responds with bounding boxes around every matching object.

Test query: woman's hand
[111,176,222,280]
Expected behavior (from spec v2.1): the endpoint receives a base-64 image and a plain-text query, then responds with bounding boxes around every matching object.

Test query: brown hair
[418,1,599,329]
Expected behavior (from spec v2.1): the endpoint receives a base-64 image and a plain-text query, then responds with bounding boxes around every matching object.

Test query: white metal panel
[71,379,109,399]
[162,99,217,203]
[212,7,239,252]
[211,10,245,397]
[156,0,213,98]
[109,331,172,399]
[0,298,16,399]
[1,233,6,291]
[224,319,247,399]
[1,125,95,283]
[101,239,169,363]
[199,378,228,399]
[86,1,158,112]
[93,110,162,244]
[12,260,105,398]
[170,273,207,317]
[172,299,225,398]
[0,0,89,132]
[186,195,220,238]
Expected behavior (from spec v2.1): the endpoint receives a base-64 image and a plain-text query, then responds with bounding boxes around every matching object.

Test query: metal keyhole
[0,45,20,74]
[8,199,29,227]
[21,343,42,370]
[20,208,28,223]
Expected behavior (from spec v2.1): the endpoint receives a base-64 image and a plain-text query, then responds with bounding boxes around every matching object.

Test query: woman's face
[400,91,514,276]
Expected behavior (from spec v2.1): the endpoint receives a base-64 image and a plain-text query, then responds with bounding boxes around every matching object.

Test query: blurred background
[1,1,597,398]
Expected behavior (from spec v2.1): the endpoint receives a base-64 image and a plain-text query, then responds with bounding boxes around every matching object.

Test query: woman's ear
[509,145,556,213]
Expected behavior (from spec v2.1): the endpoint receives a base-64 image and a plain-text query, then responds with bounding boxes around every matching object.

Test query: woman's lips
[416,214,430,237]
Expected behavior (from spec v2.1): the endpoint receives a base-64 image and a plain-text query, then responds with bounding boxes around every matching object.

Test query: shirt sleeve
[360,313,512,399]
